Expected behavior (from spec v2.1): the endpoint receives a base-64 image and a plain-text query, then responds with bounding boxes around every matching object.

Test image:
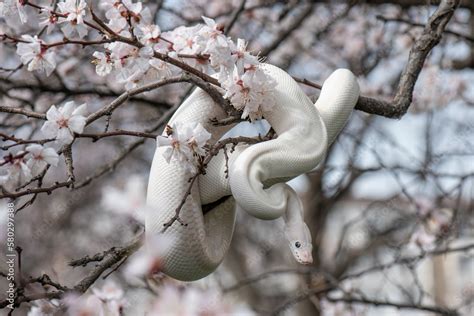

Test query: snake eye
[295,241,301,248]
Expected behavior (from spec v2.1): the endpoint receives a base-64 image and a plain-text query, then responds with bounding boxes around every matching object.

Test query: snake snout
[296,250,313,265]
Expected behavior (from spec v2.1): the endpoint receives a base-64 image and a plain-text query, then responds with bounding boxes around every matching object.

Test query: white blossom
[148,58,172,78]
[26,144,59,176]
[171,25,202,55]
[16,35,56,76]
[137,24,161,45]
[231,38,259,73]
[188,123,212,157]
[38,8,59,34]
[57,0,88,38]
[101,0,151,33]
[196,17,234,70]
[115,46,154,89]
[157,123,193,164]
[92,51,113,76]
[0,0,27,23]
[156,122,211,173]
[41,101,88,145]
[221,66,276,121]
[106,42,137,68]
[0,152,31,188]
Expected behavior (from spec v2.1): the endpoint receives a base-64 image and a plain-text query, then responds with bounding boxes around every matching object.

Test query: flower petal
[46,105,61,121]
[72,103,88,116]
[68,116,86,133]
[57,127,74,144]
[41,121,59,138]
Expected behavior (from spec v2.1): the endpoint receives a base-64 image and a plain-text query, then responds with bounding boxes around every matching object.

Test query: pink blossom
[41,101,88,145]
[221,66,276,121]
[0,152,32,188]
[92,51,113,76]
[0,0,27,23]
[38,8,59,34]
[26,144,59,176]
[156,122,211,173]
[16,35,56,76]
[57,0,88,38]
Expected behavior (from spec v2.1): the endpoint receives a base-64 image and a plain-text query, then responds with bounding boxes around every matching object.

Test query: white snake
[146,64,359,281]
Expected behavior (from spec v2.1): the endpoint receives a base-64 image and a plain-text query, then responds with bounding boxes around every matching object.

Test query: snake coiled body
[146,64,359,281]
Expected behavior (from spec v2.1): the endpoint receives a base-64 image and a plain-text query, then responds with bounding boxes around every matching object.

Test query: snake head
[285,223,313,265]
[288,240,313,265]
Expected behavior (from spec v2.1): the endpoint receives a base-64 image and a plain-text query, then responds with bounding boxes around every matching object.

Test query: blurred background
[0,0,473,315]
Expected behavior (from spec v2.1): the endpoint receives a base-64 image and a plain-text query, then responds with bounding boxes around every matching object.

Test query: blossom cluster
[7,1,278,177]
[7,0,276,121]
[0,144,59,189]
[0,101,87,189]
[91,12,276,120]
[156,122,212,173]
[16,35,56,76]
[12,0,89,76]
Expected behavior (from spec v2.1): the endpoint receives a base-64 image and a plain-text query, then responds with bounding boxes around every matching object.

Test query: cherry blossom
[0,0,27,23]
[101,41,171,89]
[38,8,59,34]
[137,24,161,45]
[231,38,259,73]
[57,0,88,39]
[148,58,172,78]
[187,123,212,157]
[105,41,137,68]
[156,123,193,165]
[101,0,151,33]
[156,122,211,173]
[196,17,234,70]
[86,15,276,115]
[16,35,56,76]
[171,25,202,55]
[41,101,88,145]
[116,47,155,89]
[221,66,276,121]
[92,51,113,76]
[26,144,59,176]
[0,152,31,188]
